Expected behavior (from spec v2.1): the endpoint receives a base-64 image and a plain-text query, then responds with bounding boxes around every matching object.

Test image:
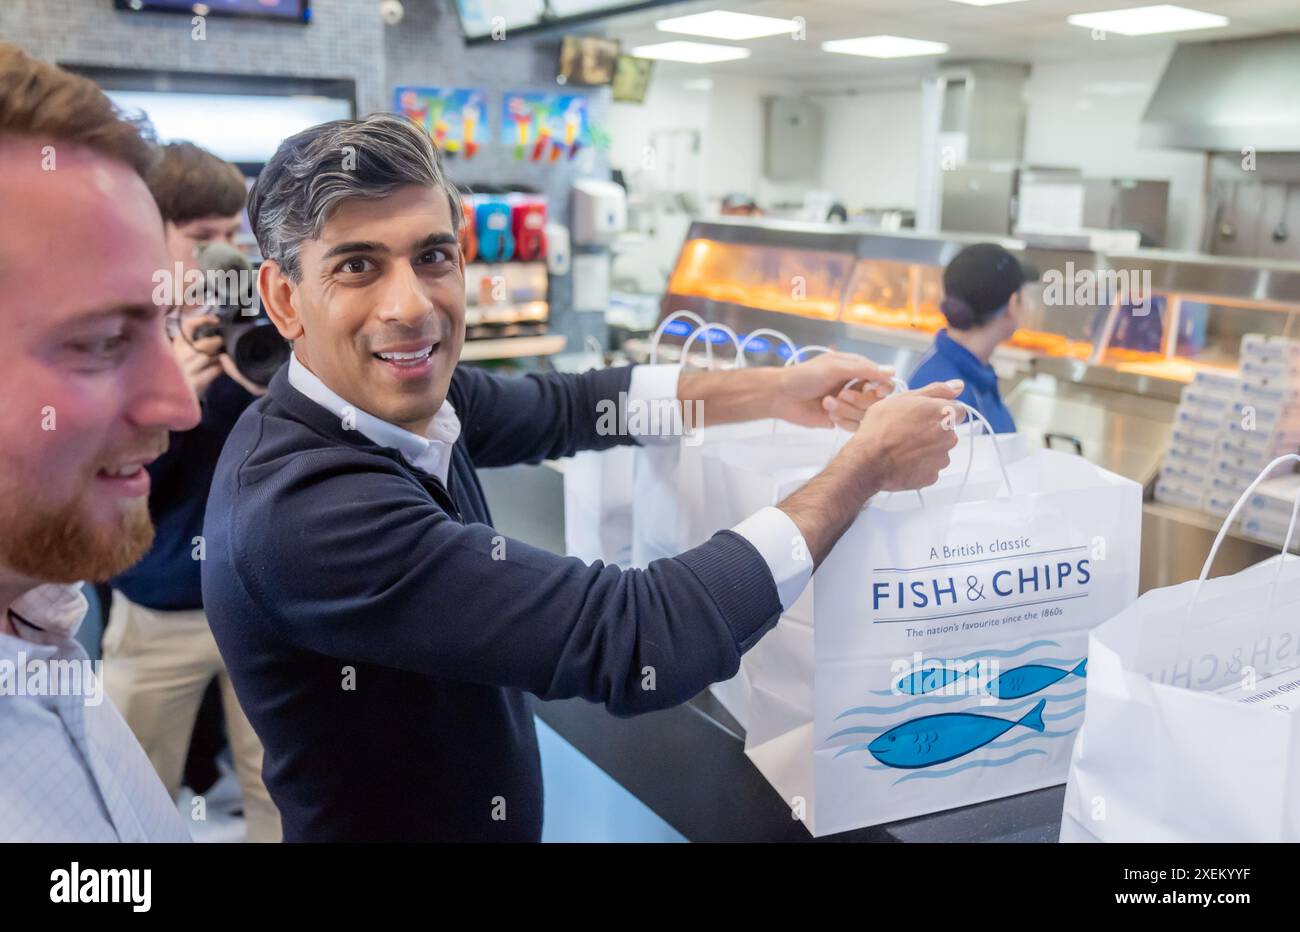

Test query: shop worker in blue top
[910,242,1031,433]
[200,114,965,842]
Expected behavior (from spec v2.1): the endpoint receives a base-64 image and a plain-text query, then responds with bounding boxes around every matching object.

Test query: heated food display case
[656,219,1109,366]
[639,218,1300,588]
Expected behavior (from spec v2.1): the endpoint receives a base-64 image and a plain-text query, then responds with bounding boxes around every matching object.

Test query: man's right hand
[777,379,965,567]
[174,313,224,400]
[843,380,966,492]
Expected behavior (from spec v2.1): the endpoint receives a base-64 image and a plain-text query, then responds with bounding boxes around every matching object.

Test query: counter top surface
[535,690,1066,843]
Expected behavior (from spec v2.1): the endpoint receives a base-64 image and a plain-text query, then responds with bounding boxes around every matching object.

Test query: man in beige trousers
[105,142,281,842]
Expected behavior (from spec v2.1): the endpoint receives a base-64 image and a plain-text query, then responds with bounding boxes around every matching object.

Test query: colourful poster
[394,86,486,159]
[500,92,590,162]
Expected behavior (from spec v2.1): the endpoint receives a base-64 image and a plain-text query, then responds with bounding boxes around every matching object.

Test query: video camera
[192,241,291,387]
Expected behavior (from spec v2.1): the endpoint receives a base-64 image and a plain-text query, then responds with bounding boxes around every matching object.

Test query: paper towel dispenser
[571,179,626,246]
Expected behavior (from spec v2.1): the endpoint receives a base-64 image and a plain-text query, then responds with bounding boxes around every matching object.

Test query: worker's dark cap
[940,243,1037,330]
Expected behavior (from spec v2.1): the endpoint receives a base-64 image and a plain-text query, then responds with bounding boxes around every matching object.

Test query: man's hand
[773,350,894,430]
[842,381,967,492]
[218,353,269,398]
[777,380,965,567]
[174,313,224,400]
[173,313,268,399]
[674,349,895,430]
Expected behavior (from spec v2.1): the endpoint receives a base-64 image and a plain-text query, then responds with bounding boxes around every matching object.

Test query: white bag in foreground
[631,316,742,567]
[693,340,882,726]
[563,445,636,568]
[745,427,1142,837]
[1061,454,1300,842]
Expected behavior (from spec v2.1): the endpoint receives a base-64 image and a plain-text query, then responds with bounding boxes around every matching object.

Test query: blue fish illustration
[867,699,1046,769]
[987,659,1086,699]
[896,663,981,695]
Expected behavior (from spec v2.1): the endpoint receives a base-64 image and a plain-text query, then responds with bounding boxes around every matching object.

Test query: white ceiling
[597,0,1300,85]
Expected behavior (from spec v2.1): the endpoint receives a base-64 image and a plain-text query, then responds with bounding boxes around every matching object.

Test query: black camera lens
[229,319,291,387]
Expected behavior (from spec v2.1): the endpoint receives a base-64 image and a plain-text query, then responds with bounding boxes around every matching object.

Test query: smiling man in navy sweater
[201,114,963,842]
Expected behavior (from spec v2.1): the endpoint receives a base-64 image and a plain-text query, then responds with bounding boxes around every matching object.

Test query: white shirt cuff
[731,506,814,613]
[627,364,684,445]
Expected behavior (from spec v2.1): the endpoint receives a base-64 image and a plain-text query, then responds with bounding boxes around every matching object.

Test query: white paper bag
[733,429,1033,738]
[563,445,636,568]
[687,340,846,724]
[631,316,743,567]
[1061,454,1300,842]
[679,338,834,555]
[699,380,1027,730]
[744,437,1142,836]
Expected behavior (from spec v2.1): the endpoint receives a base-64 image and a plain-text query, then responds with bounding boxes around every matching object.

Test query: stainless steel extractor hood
[1141,33,1300,152]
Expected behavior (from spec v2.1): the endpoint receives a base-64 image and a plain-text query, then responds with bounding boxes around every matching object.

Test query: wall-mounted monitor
[107,90,351,165]
[557,35,620,86]
[611,55,652,103]
[114,0,311,23]
[455,0,545,41]
[458,0,659,45]
[63,65,355,172]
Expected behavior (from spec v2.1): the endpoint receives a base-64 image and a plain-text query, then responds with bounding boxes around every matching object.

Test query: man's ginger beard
[0,473,157,585]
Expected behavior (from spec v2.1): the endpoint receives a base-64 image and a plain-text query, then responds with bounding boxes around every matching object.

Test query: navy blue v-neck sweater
[201,362,782,841]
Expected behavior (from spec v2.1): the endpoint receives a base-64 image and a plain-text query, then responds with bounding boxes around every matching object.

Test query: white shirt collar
[287,353,461,484]
[6,583,89,645]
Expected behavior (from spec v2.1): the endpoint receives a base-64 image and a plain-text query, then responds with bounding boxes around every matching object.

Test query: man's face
[0,140,200,589]
[266,184,466,435]
[165,213,244,276]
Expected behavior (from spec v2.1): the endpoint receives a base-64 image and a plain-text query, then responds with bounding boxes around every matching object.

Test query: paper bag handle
[792,345,905,441]
[952,401,1014,497]
[828,375,925,507]
[839,396,1011,510]
[1190,452,1300,614]
[738,328,798,365]
[649,310,707,364]
[676,322,742,371]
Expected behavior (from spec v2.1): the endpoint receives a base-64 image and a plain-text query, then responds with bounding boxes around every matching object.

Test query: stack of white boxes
[1156,369,1239,510]
[1235,336,1300,546]
[1157,336,1300,535]
[1240,473,1300,547]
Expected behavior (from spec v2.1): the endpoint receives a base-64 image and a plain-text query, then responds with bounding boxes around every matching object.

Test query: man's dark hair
[147,141,247,225]
[248,113,459,281]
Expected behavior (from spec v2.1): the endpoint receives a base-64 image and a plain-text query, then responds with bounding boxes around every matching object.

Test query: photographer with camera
[105,142,282,842]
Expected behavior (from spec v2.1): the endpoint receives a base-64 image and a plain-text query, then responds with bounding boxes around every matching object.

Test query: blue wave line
[1004,657,1084,669]
[1044,703,1086,721]
[838,732,1067,762]
[834,687,1088,727]
[834,692,973,718]
[988,729,1076,749]
[890,748,1048,784]
[988,693,1089,717]
[1044,687,1087,702]
[986,687,1086,708]
[868,655,1081,696]
[826,725,891,742]
[954,640,1061,661]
